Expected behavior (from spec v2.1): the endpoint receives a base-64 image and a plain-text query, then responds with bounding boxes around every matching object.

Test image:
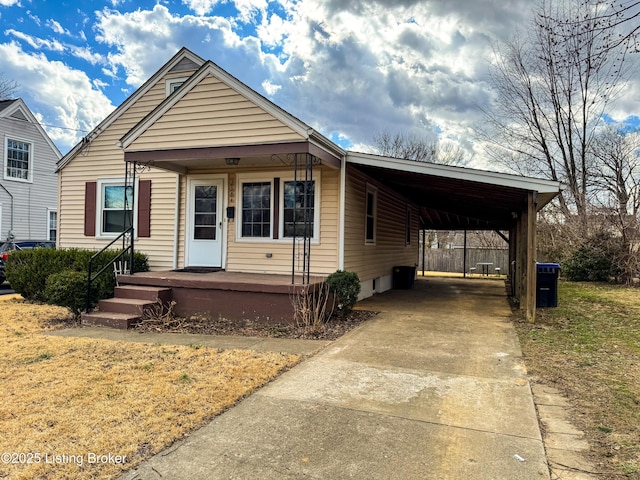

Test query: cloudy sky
[1,0,638,169]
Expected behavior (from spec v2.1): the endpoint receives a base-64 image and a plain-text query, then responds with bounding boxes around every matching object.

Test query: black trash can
[536,263,560,307]
[393,266,416,289]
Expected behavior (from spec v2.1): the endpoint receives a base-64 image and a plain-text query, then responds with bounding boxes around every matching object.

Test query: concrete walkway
[47,326,330,356]
[121,276,549,480]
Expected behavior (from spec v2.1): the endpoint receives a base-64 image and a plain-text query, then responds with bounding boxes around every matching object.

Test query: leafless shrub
[290,282,335,334]
[138,301,180,330]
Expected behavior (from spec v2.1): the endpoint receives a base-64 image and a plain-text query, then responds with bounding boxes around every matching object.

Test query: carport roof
[346,152,562,231]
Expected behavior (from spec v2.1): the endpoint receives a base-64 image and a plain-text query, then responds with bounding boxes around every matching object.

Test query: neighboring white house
[0,99,61,243]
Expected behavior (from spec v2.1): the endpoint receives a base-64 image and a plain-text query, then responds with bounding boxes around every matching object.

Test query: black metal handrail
[86,226,135,312]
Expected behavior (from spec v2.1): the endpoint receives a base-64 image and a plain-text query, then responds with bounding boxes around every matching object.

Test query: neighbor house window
[5,138,32,181]
[241,182,271,238]
[48,209,57,242]
[365,185,377,244]
[283,180,315,238]
[99,181,134,235]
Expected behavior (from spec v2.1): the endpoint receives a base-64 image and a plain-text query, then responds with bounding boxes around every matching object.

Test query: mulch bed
[134,310,377,341]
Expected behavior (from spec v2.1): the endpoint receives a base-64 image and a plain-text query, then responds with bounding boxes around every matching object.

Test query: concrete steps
[81,285,172,329]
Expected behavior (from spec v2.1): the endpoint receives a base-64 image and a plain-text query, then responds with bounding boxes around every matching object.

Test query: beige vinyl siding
[221,166,339,276]
[58,71,192,270]
[128,74,305,151]
[344,165,419,281]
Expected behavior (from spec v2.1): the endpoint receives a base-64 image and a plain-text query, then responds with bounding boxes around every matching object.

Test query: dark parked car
[0,240,56,284]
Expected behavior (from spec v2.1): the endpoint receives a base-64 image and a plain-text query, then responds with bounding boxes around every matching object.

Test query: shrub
[45,270,92,317]
[5,248,149,307]
[326,270,361,315]
[562,233,621,282]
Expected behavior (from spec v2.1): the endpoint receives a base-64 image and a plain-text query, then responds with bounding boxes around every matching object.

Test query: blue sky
[1,0,639,168]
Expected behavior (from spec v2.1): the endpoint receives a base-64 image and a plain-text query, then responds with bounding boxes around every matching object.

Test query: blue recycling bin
[536,263,560,307]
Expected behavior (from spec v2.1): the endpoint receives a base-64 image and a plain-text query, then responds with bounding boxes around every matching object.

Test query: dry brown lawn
[0,297,300,480]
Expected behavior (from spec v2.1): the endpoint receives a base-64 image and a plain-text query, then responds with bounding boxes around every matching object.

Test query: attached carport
[345,152,562,323]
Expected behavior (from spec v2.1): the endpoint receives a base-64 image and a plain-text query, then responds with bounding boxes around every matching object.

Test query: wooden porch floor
[116,271,326,294]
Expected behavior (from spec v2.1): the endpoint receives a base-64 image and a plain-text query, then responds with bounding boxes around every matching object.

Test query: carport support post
[524,192,537,323]
[463,229,467,278]
[508,226,516,297]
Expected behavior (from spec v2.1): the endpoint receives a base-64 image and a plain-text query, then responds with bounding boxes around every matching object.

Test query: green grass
[515,281,640,479]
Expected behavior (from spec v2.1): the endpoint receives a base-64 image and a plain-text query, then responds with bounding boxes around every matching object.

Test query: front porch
[82,271,326,329]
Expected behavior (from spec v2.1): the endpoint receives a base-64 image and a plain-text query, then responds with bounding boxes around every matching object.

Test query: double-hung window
[365,185,377,244]
[241,182,271,238]
[283,180,315,238]
[99,180,134,236]
[5,138,32,182]
[48,209,57,242]
[237,173,319,241]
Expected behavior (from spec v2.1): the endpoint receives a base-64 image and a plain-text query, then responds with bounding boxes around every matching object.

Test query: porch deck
[114,270,326,324]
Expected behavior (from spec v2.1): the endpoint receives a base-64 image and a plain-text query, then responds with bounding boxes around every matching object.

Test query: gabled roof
[56,47,205,172]
[0,98,62,159]
[118,59,344,160]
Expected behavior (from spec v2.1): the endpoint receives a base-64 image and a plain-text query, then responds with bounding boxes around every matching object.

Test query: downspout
[173,173,181,269]
[338,154,346,270]
[0,183,14,240]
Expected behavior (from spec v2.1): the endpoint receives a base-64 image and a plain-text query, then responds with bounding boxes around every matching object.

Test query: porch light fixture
[225,157,240,165]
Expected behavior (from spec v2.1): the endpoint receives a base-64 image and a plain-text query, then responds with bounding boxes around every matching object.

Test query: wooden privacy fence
[419,248,509,274]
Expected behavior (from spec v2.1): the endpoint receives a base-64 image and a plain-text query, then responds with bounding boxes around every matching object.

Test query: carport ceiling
[347,154,561,231]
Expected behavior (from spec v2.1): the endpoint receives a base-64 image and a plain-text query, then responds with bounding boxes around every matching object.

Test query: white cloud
[0,0,20,6]
[181,0,223,16]
[5,29,65,52]
[232,0,268,23]
[95,5,241,87]
[261,79,281,95]
[0,41,115,152]
[68,45,104,65]
[46,19,71,36]
[246,0,538,158]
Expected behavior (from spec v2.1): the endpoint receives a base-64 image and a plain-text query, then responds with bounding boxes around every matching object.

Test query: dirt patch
[134,309,378,340]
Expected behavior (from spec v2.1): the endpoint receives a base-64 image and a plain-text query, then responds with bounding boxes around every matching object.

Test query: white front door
[186,178,224,267]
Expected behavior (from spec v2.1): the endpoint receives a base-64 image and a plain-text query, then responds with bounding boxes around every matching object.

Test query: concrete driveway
[122,276,548,480]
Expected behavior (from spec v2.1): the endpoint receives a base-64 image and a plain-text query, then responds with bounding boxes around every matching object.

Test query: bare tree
[590,126,640,219]
[0,73,18,100]
[373,131,469,165]
[544,0,640,55]
[434,141,471,166]
[373,131,437,163]
[482,0,630,235]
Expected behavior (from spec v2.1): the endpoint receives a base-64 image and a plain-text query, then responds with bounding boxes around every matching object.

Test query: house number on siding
[228,174,235,206]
